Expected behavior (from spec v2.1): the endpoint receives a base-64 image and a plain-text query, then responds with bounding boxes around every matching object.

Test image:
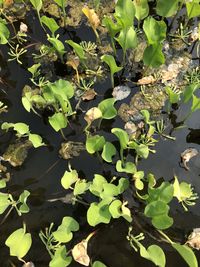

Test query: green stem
[157,230,173,244]
[111,73,114,88]
[60,128,67,140]
[120,148,124,165]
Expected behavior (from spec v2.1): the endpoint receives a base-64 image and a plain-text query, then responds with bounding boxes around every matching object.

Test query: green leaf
[5,227,32,259]
[49,113,67,131]
[49,79,74,100]
[115,26,138,52]
[143,17,167,44]
[111,128,129,150]
[115,0,135,28]
[109,199,123,218]
[73,180,90,196]
[133,171,145,190]
[89,174,107,197]
[143,44,165,68]
[92,261,107,267]
[30,0,42,12]
[134,0,149,21]
[19,190,30,214]
[156,0,179,17]
[22,96,32,112]
[87,202,111,226]
[101,55,123,80]
[86,135,106,154]
[0,22,10,44]
[136,144,149,159]
[48,37,65,56]
[147,182,174,204]
[100,183,119,199]
[28,63,41,76]
[28,134,44,148]
[0,193,11,214]
[14,123,29,135]
[145,200,169,217]
[53,0,66,8]
[116,160,136,174]
[139,244,166,267]
[53,216,79,243]
[186,1,200,19]
[61,169,79,189]
[102,16,121,38]
[173,176,193,203]
[98,98,117,119]
[118,177,129,193]
[0,179,6,189]
[183,84,199,103]
[66,40,86,61]
[166,86,180,104]
[41,16,59,36]
[152,214,173,230]
[109,199,132,222]
[101,142,116,162]
[50,246,72,267]
[172,243,198,267]
[191,94,200,112]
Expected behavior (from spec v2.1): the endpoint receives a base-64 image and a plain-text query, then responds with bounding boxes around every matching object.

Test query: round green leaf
[50,246,72,267]
[152,214,173,230]
[101,142,116,162]
[5,228,32,259]
[92,261,107,267]
[86,135,106,154]
[87,202,111,226]
[29,134,44,148]
[49,113,67,132]
[53,216,79,243]
[98,98,117,119]
[61,169,79,189]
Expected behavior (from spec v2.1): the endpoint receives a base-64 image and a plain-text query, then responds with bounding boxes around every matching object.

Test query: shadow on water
[0,9,200,267]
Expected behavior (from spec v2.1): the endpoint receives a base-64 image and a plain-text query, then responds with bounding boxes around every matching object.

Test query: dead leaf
[186,228,200,250]
[82,89,97,101]
[72,240,90,266]
[84,107,102,125]
[137,75,156,85]
[72,232,96,266]
[82,7,100,31]
[66,57,80,70]
[20,22,28,33]
[112,85,131,101]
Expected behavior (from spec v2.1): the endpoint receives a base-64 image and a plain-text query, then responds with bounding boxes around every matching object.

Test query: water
[0,8,200,267]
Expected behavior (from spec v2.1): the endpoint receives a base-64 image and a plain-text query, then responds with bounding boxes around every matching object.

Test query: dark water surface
[0,10,200,267]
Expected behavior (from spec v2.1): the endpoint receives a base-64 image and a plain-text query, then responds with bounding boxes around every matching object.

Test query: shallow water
[0,8,200,267]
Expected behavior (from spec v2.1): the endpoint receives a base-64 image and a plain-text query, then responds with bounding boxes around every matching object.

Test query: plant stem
[157,230,174,244]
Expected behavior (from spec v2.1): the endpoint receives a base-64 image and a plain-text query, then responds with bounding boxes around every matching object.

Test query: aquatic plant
[0,0,200,266]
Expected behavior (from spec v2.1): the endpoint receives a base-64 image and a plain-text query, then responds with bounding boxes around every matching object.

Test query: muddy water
[0,11,200,267]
